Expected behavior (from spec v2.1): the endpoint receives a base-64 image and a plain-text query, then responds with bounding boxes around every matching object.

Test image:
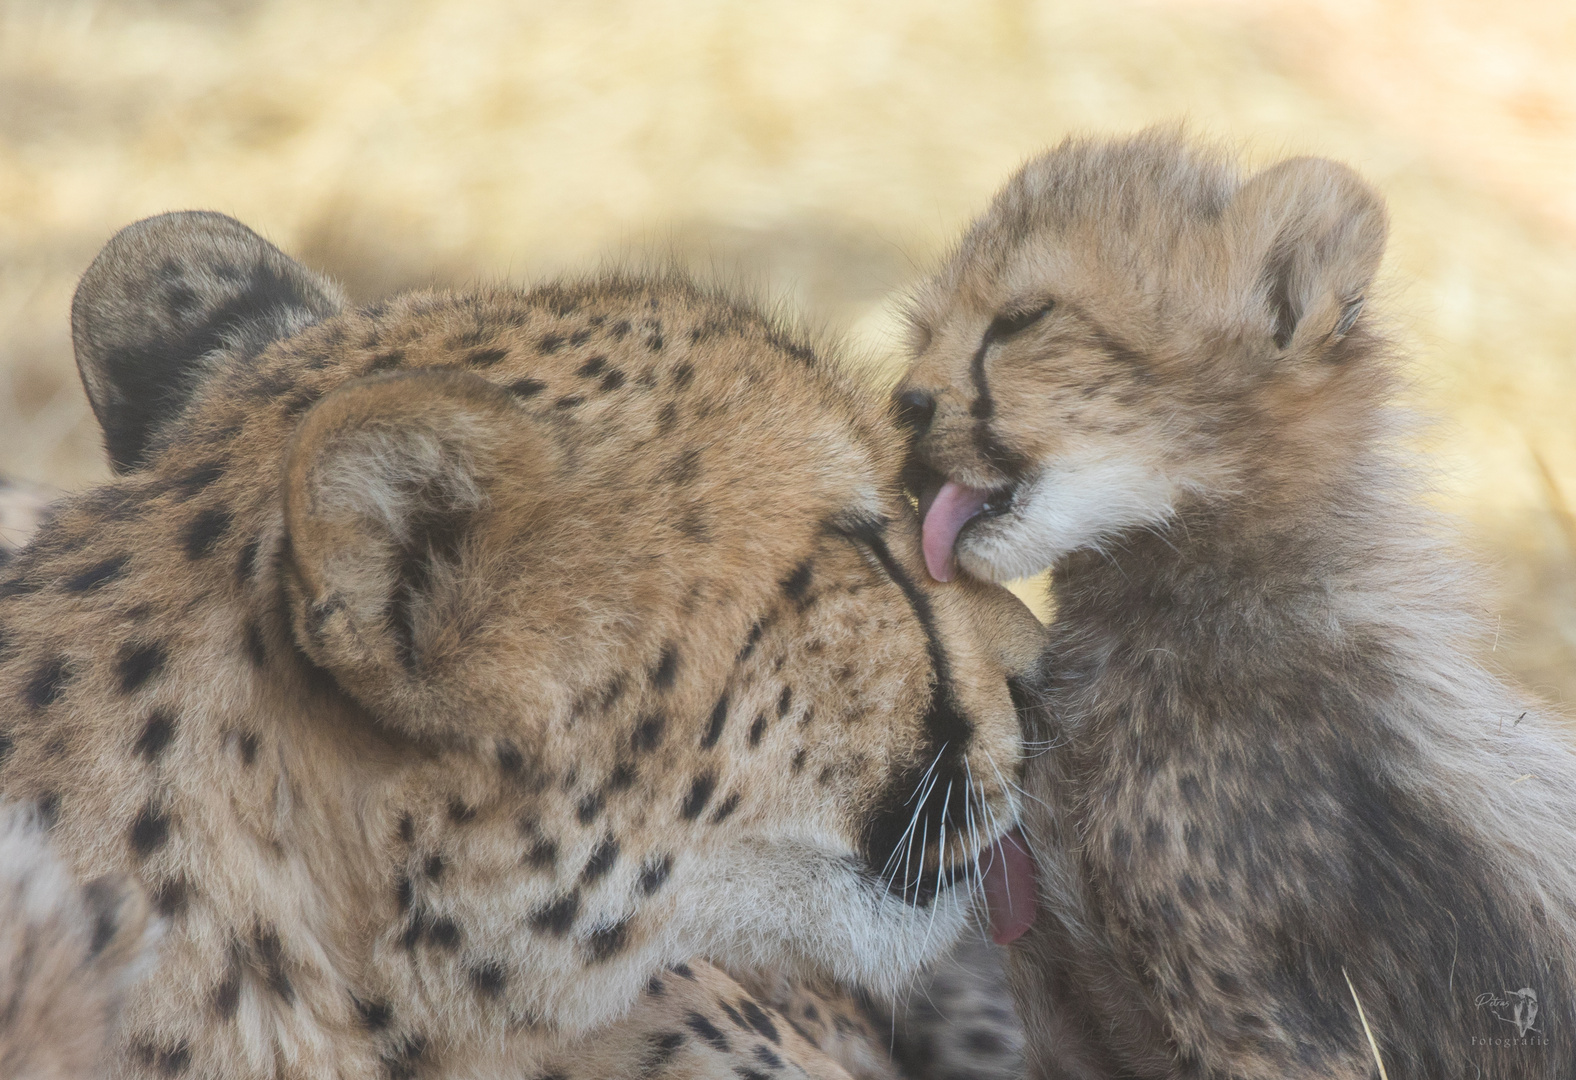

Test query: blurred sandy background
[1,0,1573,703]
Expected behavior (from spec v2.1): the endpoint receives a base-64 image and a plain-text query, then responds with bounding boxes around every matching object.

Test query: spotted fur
[898,130,1576,1079]
[0,212,1045,1080]
[0,801,159,1080]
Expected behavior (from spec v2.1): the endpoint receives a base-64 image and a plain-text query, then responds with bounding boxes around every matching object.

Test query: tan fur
[0,803,158,1080]
[0,212,1045,1080]
[898,130,1576,1078]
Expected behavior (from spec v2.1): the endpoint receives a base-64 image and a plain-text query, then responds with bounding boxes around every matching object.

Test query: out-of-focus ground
[1,0,1573,704]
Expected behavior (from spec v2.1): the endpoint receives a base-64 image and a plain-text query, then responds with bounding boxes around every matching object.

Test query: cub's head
[895,130,1390,584]
[66,213,1042,1032]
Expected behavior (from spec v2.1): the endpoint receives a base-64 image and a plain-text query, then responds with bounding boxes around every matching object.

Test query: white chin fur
[688,839,972,999]
[956,451,1180,582]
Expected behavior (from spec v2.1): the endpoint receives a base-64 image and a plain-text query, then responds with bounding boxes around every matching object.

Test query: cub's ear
[283,370,556,738]
[72,211,344,473]
[1223,157,1387,357]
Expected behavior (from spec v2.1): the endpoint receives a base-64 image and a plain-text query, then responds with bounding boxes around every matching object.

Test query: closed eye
[984,300,1055,342]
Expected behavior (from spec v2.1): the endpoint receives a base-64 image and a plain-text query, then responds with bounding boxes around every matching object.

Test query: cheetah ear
[282,369,555,738]
[1224,157,1387,357]
[72,212,344,473]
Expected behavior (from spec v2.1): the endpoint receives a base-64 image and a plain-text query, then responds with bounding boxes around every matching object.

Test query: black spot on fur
[586,918,632,961]
[645,1031,686,1070]
[659,449,702,486]
[581,836,619,884]
[1144,818,1167,851]
[531,892,580,935]
[780,561,812,606]
[182,507,233,559]
[608,762,636,791]
[710,793,740,824]
[395,876,413,913]
[24,657,71,709]
[427,918,460,950]
[747,714,767,748]
[367,350,404,373]
[237,732,259,766]
[577,356,606,377]
[657,401,679,434]
[117,640,167,694]
[554,394,584,409]
[129,804,170,858]
[790,748,806,773]
[526,836,558,869]
[639,855,673,895]
[684,1012,730,1053]
[235,535,260,583]
[701,694,728,749]
[469,960,508,998]
[355,996,393,1031]
[65,554,130,593]
[652,643,680,689]
[681,774,716,820]
[600,369,626,392]
[754,1045,786,1071]
[740,999,781,1044]
[737,622,764,662]
[632,712,666,753]
[775,685,793,718]
[508,377,547,400]
[152,875,190,918]
[539,333,565,353]
[446,798,476,824]
[171,460,226,500]
[0,577,41,600]
[80,879,120,958]
[254,927,294,1003]
[467,347,510,367]
[424,854,444,881]
[576,791,604,824]
[243,621,267,668]
[671,962,695,979]
[397,814,415,845]
[135,711,177,760]
[132,1038,191,1076]
[382,1034,428,1080]
[35,790,59,827]
[212,956,241,1018]
[497,739,525,777]
[671,361,693,388]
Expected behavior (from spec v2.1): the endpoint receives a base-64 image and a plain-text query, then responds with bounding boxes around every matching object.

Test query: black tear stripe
[827,512,978,905]
[965,316,1042,479]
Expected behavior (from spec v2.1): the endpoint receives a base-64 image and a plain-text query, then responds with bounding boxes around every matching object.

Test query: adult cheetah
[0,212,1045,1079]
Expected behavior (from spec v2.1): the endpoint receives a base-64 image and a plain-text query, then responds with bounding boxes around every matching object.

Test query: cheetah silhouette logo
[1478,988,1541,1036]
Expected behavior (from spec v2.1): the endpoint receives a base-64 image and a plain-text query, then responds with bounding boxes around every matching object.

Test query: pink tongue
[921,481,992,582]
[982,828,1037,945]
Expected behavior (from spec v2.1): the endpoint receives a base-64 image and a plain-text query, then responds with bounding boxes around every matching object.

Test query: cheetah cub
[896,130,1576,1079]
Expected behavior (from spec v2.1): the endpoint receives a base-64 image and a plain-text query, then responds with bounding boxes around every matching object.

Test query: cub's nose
[894,389,936,439]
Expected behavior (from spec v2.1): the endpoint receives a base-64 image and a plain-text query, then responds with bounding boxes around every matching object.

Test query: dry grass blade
[1342,965,1390,1080]
[1531,444,1576,555]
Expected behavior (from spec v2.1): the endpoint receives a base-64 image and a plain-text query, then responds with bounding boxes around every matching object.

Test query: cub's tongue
[921,481,992,582]
[982,828,1037,945]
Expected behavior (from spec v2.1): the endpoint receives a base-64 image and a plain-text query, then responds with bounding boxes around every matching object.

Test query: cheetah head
[65,212,1045,1035]
[895,130,1388,584]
